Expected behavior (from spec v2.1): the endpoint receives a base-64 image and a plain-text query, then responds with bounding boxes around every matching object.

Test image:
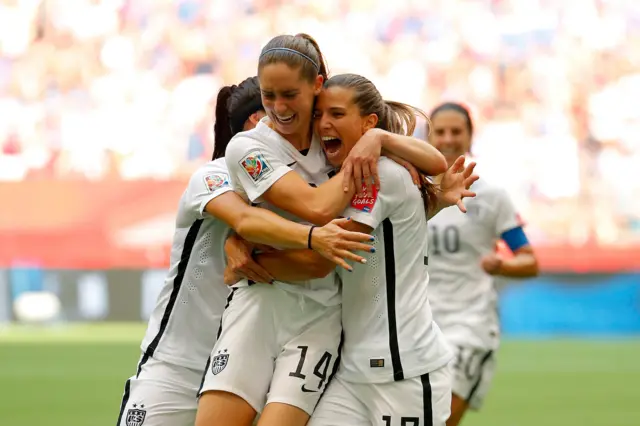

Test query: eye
[332,112,345,118]
[313,110,322,118]
[283,92,297,99]
[262,92,275,100]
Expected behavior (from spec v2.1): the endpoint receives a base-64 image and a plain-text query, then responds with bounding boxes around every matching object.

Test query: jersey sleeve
[184,161,234,219]
[225,135,293,202]
[341,160,407,230]
[493,188,525,237]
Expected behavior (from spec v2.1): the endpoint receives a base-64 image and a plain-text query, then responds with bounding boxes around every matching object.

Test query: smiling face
[313,86,378,167]
[258,62,322,138]
[428,109,472,167]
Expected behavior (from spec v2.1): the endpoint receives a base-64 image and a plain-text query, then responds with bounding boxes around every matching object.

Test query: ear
[243,111,265,131]
[313,75,324,95]
[362,113,378,132]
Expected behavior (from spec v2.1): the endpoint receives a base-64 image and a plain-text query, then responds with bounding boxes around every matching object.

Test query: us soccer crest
[211,349,229,375]
[126,404,146,426]
[203,173,229,192]
[239,150,273,183]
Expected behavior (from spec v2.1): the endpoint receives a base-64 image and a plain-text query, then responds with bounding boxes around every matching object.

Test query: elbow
[430,153,448,176]
[528,257,540,277]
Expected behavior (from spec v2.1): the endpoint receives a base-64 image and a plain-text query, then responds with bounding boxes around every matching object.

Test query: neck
[283,128,312,151]
[266,118,313,150]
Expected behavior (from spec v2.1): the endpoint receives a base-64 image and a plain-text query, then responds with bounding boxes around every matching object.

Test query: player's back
[338,158,452,384]
[141,158,233,370]
[427,179,516,349]
[224,119,340,307]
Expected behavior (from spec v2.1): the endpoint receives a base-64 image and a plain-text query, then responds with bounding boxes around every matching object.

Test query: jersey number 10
[429,225,460,254]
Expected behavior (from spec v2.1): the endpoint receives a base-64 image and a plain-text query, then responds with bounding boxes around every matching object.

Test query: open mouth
[321,136,343,158]
[274,114,296,125]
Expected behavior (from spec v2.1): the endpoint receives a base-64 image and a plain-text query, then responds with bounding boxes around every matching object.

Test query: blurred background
[0,0,638,425]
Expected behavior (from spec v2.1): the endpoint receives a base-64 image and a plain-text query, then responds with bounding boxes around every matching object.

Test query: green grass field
[0,323,638,426]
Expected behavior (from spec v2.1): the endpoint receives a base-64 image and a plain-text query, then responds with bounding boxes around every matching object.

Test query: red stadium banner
[1,180,639,272]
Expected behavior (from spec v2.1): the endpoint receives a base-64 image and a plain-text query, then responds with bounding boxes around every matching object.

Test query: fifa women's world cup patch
[239,150,274,183]
[350,184,378,213]
[203,173,230,192]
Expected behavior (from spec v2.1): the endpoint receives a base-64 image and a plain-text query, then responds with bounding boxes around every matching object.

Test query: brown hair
[212,76,263,160]
[258,33,329,83]
[429,102,473,136]
[325,73,439,215]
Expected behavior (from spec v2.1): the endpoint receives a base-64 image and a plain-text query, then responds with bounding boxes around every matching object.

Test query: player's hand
[481,253,503,275]
[437,156,479,213]
[385,151,421,186]
[310,217,374,271]
[224,234,274,284]
[223,265,242,286]
[342,128,383,196]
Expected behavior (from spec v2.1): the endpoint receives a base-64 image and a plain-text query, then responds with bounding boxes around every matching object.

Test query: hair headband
[260,47,320,71]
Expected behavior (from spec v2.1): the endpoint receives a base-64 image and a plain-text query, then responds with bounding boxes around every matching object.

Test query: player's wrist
[307,225,318,250]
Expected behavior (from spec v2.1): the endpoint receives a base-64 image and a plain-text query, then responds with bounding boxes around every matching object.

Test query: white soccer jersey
[427,179,523,350]
[140,158,234,370]
[337,158,452,384]
[224,119,340,307]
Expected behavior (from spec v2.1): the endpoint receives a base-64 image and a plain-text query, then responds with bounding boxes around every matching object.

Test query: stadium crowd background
[1,0,639,248]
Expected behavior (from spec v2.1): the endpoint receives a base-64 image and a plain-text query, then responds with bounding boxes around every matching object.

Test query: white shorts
[198,284,342,415]
[117,356,202,426]
[449,345,496,410]
[308,363,452,426]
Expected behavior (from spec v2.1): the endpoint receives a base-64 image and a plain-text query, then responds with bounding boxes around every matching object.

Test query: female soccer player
[281,73,477,426]
[196,35,449,426]
[116,76,375,426]
[426,102,539,426]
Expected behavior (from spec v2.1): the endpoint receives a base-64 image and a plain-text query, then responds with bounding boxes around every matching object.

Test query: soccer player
[426,102,539,426]
[196,35,449,426]
[282,73,477,426]
[115,76,376,426]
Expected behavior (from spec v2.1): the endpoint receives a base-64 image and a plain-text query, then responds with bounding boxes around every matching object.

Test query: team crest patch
[203,173,229,192]
[350,184,378,213]
[126,404,146,426]
[239,150,273,183]
[211,349,229,375]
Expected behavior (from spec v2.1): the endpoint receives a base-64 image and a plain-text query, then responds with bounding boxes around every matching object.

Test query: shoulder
[189,160,231,191]
[376,157,414,192]
[471,179,509,201]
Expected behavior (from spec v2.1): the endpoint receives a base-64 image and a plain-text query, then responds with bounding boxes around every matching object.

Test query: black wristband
[308,225,317,249]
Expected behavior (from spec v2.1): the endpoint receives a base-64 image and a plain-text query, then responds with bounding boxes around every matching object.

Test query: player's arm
[494,228,539,278]
[251,161,402,283]
[378,129,448,176]
[253,219,375,283]
[341,128,448,194]
[206,192,313,249]
[481,189,539,278]
[226,137,356,226]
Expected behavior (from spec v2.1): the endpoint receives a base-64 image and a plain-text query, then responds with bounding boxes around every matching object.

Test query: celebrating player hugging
[115,76,377,426]
[195,34,465,426]
[116,31,510,426]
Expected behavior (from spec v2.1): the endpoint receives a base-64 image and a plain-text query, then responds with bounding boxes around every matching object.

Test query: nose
[274,98,288,115]
[441,131,456,144]
[318,114,332,131]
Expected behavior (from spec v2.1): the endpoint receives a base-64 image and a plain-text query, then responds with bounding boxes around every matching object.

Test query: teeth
[277,114,294,122]
[322,136,339,141]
